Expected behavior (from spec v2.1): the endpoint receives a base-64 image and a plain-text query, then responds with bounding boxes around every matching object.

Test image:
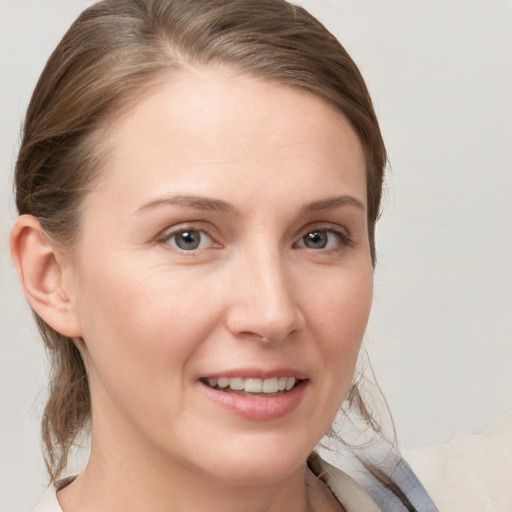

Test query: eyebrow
[136,195,239,215]
[136,193,365,215]
[299,195,366,215]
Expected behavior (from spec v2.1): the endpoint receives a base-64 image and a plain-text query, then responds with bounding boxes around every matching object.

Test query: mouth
[200,376,304,397]
[199,373,308,420]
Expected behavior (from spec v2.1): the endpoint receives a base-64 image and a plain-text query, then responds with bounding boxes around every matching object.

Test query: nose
[225,245,305,343]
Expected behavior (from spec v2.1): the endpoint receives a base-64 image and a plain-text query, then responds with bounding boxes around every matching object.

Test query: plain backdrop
[1,1,511,511]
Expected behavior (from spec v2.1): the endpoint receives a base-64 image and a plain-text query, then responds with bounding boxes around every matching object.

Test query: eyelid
[155,221,221,251]
[294,223,354,250]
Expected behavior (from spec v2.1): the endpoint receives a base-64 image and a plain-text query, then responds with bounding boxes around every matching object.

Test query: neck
[57,432,311,512]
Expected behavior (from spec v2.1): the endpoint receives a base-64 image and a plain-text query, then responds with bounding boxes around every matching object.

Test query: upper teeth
[206,377,296,393]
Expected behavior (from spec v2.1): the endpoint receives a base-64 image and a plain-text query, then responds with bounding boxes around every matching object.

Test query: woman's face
[66,68,373,484]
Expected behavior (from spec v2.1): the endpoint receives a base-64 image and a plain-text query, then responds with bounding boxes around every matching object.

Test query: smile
[200,375,308,421]
[203,377,298,394]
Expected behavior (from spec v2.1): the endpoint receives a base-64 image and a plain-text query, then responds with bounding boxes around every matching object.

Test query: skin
[13,67,372,512]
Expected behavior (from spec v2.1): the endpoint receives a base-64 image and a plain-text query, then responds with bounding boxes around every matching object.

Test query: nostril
[236,329,297,344]
[245,333,271,343]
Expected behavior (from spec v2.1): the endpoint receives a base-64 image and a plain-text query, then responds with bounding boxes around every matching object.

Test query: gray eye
[171,230,203,250]
[303,230,328,249]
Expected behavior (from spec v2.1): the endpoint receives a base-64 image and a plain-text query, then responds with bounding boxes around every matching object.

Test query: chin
[195,434,314,485]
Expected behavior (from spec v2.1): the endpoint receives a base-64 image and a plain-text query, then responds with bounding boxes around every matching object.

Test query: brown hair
[15,0,386,483]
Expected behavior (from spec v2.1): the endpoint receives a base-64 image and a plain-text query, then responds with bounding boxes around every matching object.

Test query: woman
[10,0,437,510]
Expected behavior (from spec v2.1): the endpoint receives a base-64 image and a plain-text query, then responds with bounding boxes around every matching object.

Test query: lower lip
[200,380,308,421]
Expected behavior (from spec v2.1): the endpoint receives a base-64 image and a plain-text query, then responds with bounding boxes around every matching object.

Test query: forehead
[88,67,367,213]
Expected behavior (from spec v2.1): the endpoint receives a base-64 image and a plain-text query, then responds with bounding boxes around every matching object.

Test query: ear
[10,214,83,338]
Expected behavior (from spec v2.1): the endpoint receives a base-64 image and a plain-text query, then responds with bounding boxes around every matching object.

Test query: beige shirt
[404,407,512,512]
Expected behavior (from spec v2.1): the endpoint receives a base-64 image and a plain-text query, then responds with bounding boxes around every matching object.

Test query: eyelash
[294,226,354,253]
[155,224,353,254]
[156,225,218,252]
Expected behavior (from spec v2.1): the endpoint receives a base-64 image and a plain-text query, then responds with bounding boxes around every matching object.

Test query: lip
[198,369,309,421]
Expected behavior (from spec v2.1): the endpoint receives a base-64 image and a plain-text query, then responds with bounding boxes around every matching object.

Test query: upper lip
[200,368,309,380]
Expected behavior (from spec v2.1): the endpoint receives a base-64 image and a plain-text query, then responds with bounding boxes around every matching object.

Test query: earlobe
[9,214,83,338]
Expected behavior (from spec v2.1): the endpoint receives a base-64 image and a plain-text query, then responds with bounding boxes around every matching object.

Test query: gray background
[1,1,511,510]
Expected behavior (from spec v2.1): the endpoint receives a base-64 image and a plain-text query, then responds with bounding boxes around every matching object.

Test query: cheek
[77,250,213,340]
[73,256,220,407]
[305,264,373,388]
[292,264,372,442]
[310,265,372,344]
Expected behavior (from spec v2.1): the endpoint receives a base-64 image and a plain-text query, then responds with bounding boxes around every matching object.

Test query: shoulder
[35,477,75,512]
[404,408,512,512]
[308,452,381,512]
[34,484,62,512]
[308,451,438,512]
